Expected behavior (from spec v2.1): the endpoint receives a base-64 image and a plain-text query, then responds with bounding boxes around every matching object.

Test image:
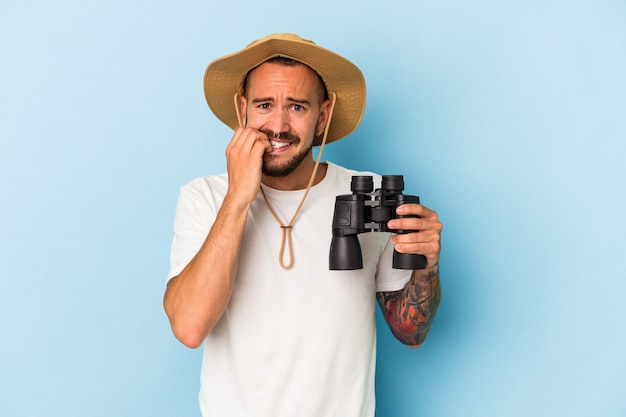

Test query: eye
[291,104,304,112]
[258,103,271,110]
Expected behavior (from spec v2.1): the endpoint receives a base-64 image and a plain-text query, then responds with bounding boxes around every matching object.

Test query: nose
[264,108,290,136]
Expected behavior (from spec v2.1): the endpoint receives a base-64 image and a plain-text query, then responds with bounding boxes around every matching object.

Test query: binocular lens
[381,175,404,193]
[351,176,373,193]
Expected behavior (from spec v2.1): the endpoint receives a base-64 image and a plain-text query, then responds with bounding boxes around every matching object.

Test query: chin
[262,163,297,178]
[263,147,312,178]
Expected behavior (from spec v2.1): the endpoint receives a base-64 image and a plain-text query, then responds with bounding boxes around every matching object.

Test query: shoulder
[326,162,382,187]
[179,173,228,197]
[175,173,229,215]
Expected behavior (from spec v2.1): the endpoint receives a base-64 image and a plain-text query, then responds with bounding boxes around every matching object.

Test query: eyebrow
[251,97,313,106]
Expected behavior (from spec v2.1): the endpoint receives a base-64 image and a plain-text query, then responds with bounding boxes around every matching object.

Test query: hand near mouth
[225,127,273,206]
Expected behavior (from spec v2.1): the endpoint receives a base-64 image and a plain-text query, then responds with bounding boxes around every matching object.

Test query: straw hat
[204,33,366,145]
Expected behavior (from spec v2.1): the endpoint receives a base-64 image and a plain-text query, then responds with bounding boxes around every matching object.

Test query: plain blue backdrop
[1,1,625,416]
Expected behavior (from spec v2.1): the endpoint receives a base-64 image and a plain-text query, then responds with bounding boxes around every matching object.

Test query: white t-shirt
[168,162,412,417]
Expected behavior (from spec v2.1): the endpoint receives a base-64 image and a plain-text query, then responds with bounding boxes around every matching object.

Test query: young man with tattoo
[163,34,442,417]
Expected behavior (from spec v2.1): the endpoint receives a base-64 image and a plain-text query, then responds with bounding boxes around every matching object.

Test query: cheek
[241,104,274,128]
[244,113,267,129]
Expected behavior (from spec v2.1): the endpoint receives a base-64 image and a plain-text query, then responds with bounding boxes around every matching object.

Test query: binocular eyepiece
[329,175,427,270]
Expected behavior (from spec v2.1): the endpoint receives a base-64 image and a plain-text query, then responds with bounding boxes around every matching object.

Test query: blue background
[2,1,625,416]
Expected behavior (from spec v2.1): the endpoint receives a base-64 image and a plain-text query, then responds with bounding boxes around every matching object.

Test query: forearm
[377,266,441,347]
[164,195,249,348]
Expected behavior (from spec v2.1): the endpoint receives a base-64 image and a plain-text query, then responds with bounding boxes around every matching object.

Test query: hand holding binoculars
[329,175,427,270]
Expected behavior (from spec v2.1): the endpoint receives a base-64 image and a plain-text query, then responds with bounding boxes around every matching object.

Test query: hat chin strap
[233,92,337,269]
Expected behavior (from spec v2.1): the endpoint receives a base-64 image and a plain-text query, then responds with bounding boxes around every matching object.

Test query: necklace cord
[235,92,337,269]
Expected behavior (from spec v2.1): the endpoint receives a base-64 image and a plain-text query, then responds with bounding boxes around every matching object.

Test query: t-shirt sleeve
[374,237,413,293]
[167,183,217,284]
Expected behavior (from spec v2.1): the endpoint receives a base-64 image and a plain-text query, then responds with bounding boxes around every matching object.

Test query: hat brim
[204,34,366,145]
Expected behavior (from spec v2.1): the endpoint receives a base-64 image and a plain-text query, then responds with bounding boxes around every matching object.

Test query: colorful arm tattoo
[377,267,441,347]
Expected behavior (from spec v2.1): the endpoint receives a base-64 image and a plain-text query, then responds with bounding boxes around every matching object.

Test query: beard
[260,130,313,177]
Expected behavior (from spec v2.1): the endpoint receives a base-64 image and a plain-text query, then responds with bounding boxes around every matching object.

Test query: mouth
[270,140,291,150]
[261,130,301,153]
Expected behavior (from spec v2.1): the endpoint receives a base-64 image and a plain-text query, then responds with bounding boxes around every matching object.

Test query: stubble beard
[261,131,314,178]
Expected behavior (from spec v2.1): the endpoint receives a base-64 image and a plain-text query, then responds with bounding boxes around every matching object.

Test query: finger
[227,127,249,150]
[388,216,442,233]
[394,241,440,267]
[245,130,272,155]
[255,134,273,154]
[394,240,440,255]
[228,128,271,157]
[388,217,423,231]
[392,233,441,261]
[229,128,261,151]
[392,229,440,245]
[396,203,437,219]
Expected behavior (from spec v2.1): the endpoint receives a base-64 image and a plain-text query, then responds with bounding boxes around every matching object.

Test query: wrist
[414,264,438,282]
[222,191,255,213]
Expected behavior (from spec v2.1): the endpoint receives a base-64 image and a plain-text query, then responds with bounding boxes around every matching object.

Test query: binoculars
[329,175,427,270]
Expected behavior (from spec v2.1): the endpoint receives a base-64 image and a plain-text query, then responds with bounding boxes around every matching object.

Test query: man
[164,33,442,417]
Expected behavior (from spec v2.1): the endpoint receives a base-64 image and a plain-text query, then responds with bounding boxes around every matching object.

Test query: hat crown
[247,33,315,48]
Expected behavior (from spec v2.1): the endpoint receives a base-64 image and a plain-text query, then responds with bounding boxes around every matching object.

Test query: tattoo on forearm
[377,268,441,347]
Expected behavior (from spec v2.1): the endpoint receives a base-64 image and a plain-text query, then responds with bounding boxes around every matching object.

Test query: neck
[262,158,328,191]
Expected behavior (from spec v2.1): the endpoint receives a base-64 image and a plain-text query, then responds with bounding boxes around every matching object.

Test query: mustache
[260,129,301,144]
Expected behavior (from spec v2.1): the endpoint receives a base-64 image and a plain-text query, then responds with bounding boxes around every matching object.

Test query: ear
[239,95,248,127]
[316,98,331,136]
